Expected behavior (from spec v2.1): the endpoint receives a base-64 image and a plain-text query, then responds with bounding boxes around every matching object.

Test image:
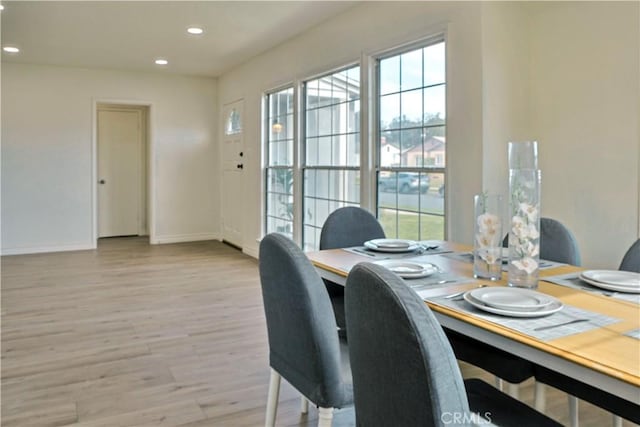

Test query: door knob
[237,164,243,169]
[99,179,106,184]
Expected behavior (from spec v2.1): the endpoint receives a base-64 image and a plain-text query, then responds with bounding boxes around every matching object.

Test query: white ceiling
[1,1,358,78]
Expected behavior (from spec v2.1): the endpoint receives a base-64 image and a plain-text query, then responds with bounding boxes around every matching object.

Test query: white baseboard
[1,242,96,256]
[243,245,259,259]
[151,232,220,245]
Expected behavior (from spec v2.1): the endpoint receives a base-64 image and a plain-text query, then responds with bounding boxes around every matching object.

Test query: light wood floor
[1,237,636,426]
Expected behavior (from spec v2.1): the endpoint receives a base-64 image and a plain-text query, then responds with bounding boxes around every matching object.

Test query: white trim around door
[92,99,154,246]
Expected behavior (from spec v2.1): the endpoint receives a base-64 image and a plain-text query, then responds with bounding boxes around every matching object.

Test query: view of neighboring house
[379,137,401,166]
[381,136,444,168]
[403,136,445,168]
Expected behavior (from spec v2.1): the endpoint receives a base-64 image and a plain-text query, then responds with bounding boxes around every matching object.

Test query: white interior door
[221,100,245,247]
[98,108,143,237]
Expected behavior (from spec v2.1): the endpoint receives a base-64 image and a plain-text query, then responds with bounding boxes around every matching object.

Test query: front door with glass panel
[222,100,244,247]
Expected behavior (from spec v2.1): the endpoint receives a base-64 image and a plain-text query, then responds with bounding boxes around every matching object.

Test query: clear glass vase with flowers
[473,193,503,281]
[507,141,542,288]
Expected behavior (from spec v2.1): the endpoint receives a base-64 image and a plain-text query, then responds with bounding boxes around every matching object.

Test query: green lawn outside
[378,210,444,241]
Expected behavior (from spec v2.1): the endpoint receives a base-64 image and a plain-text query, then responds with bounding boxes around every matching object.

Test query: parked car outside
[379,172,430,193]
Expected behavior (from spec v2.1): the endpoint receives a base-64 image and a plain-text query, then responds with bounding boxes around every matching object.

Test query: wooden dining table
[306,242,640,406]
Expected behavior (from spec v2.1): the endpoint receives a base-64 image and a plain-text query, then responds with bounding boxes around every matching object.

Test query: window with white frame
[262,38,446,247]
[265,87,295,238]
[377,40,446,240]
[301,66,361,251]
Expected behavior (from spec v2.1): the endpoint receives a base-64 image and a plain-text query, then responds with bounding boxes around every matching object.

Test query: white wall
[480,1,639,268]
[527,1,639,268]
[218,1,485,257]
[1,63,219,254]
[481,2,531,200]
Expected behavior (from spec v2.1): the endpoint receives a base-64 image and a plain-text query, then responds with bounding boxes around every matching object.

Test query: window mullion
[292,82,303,247]
[360,52,375,214]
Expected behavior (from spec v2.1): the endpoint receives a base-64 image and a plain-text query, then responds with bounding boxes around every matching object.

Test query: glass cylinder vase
[508,140,538,169]
[473,193,503,281]
[507,168,542,288]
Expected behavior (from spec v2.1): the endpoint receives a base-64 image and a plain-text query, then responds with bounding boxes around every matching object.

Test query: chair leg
[506,382,519,399]
[568,395,579,427]
[317,407,334,427]
[265,368,281,427]
[534,382,546,412]
[301,395,309,414]
[612,415,622,427]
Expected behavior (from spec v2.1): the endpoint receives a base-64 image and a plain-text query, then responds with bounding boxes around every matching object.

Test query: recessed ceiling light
[155,58,168,65]
[0,5,5,11]
[3,46,20,53]
[187,27,204,35]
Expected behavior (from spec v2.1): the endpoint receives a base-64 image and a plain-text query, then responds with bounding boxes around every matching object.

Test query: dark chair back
[345,262,469,426]
[539,218,581,265]
[319,206,385,250]
[504,217,581,265]
[619,238,640,273]
[258,233,351,408]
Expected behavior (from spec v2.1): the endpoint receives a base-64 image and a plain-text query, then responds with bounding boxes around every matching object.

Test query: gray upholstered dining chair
[344,262,562,427]
[538,217,581,265]
[619,238,640,272]
[258,233,353,427]
[319,206,385,333]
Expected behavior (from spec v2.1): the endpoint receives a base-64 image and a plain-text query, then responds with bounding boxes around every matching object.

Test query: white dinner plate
[374,260,439,279]
[579,270,640,293]
[364,239,420,253]
[463,289,563,317]
[470,287,556,311]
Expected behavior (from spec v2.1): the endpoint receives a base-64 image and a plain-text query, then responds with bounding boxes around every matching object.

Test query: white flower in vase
[510,212,540,272]
[525,223,539,240]
[476,213,501,265]
[477,213,500,232]
[511,216,529,239]
[518,202,538,222]
[477,246,500,265]
[512,257,539,274]
[473,193,504,280]
[476,233,500,252]
[476,233,492,248]
[522,240,540,258]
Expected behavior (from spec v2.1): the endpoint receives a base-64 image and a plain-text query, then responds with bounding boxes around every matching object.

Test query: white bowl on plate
[364,239,420,253]
[470,287,555,311]
[579,270,640,293]
[374,260,438,279]
[463,288,563,317]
